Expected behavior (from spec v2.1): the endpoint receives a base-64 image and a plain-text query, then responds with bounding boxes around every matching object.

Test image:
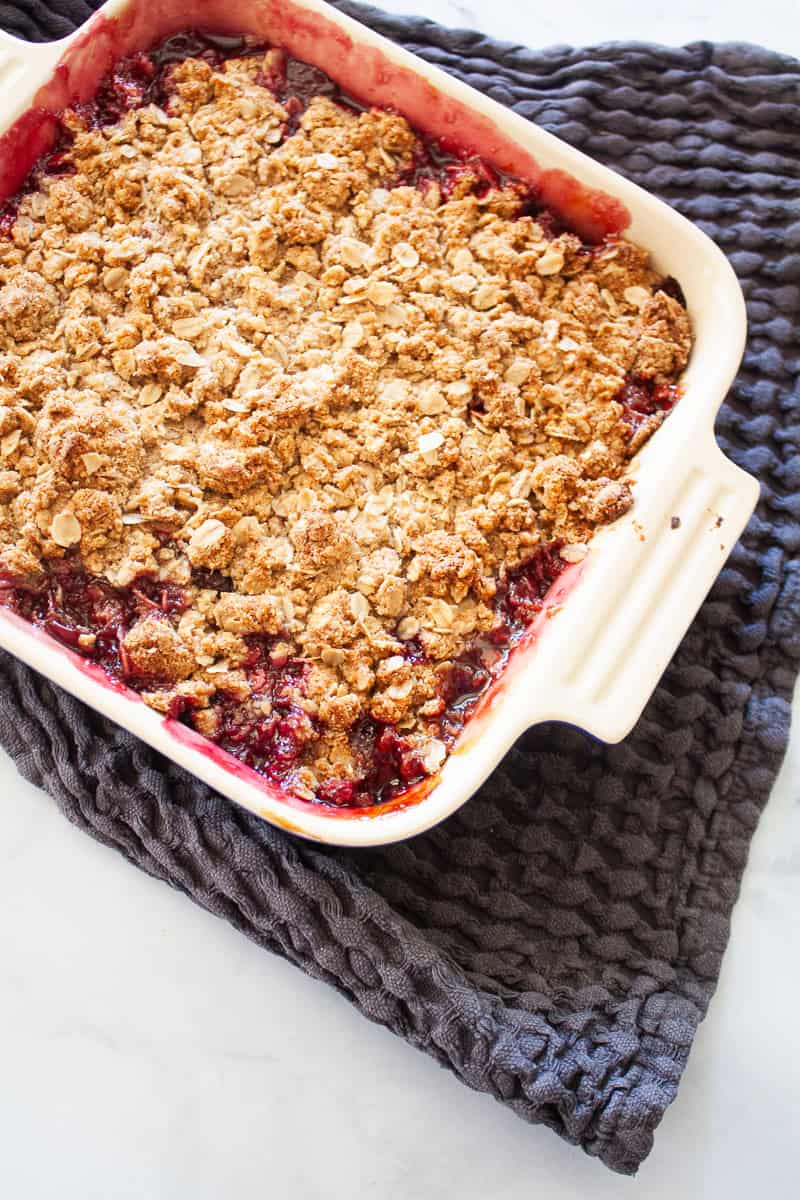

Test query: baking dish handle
[519,440,760,744]
[0,28,66,94]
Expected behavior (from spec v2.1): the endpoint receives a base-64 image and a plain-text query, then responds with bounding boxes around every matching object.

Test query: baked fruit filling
[0,34,691,810]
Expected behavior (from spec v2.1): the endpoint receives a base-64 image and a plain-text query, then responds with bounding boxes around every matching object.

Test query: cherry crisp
[0,35,691,810]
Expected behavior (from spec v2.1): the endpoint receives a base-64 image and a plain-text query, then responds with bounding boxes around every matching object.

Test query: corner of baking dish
[0,0,759,846]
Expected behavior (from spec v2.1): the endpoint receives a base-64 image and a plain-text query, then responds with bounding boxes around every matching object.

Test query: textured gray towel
[0,0,797,1175]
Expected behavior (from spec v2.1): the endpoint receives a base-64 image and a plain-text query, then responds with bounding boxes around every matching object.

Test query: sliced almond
[473,283,505,310]
[451,248,474,272]
[147,106,170,127]
[353,662,374,692]
[81,451,105,475]
[420,738,446,773]
[103,267,128,291]
[601,287,619,313]
[393,242,419,268]
[382,656,406,675]
[367,280,398,307]
[380,303,407,328]
[417,430,444,456]
[50,512,81,547]
[536,245,565,276]
[510,469,533,498]
[175,345,206,368]
[381,379,408,405]
[417,384,447,415]
[429,599,454,628]
[220,334,255,359]
[339,238,370,269]
[342,320,365,349]
[263,336,289,367]
[560,542,590,563]
[423,181,441,208]
[139,383,163,407]
[505,358,533,386]
[1,429,21,457]
[173,317,206,340]
[623,285,650,308]
[179,144,202,165]
[450,272,477,295]
[349,591,370,621]
[321,647,344,668]
[396,616,419,640]
[220,174,253,197]
[42,250,74,280]
[190,519,228,550]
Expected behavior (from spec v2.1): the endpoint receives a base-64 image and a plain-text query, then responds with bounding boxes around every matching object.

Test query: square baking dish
[0,0,758,845]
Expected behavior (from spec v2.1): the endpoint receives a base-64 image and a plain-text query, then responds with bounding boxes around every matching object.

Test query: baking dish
[0,0,758,846]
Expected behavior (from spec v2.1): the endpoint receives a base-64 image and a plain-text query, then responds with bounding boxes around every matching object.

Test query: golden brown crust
[0,51,692,784]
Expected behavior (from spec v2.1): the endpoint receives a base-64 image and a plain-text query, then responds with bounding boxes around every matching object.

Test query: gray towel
[0,0,797,1174]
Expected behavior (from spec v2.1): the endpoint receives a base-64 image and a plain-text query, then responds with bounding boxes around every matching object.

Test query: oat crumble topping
[0,38,692,808]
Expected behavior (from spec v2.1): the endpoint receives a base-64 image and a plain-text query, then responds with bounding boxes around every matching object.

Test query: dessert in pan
[0,33,692,812]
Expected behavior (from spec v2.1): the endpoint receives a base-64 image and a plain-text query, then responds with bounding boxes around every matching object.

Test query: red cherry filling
[0,539,568,810]
[257,50,350,134]
[316,778,360,807]
[73,52,156,130]
[208,696,314,782]
[397,138,502,201]
[435,544,567,737]
[181,645,426,806]
[493,541,567,633]
[317,718,426,807]
[615,374,679,432]
[0,559,188,685]
[0,200,19,236]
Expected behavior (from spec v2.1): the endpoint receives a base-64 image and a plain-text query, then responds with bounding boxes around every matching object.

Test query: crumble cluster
[0,51,691,794]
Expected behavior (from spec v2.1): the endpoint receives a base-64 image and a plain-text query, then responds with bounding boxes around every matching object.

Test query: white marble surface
[1,2,799,1197]
[371,0,800,55]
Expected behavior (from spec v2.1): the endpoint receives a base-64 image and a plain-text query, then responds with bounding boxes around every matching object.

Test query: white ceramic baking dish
[0,0,758,845]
